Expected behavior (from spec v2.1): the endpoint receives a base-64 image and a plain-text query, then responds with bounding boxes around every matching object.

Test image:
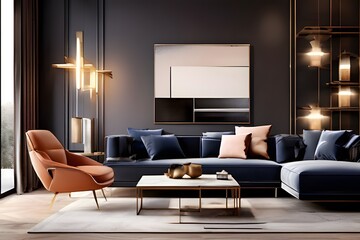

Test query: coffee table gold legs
[199,189,202,210]
[179,197,181,223]
[136,186,241,220]
[136,187,143,215]
[226,189,228,208]
[225,188,240,214]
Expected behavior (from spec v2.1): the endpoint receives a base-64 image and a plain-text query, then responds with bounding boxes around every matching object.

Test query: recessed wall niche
[295,0,360,134]
[154,44,251,124]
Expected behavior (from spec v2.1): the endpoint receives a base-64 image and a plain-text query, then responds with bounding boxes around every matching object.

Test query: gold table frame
[136,175,241,223]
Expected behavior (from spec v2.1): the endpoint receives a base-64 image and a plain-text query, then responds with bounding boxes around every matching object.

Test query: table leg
[136,188,138,214]
[140,189,143,210]
[226,189,228,209]
[136,188,143,215]
[233,188,236,208]
[179,197,181,224]
[199,188,202,211]
[238,187,241,209]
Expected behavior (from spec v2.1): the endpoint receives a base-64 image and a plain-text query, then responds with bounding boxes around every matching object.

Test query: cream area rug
[29,197,360,233]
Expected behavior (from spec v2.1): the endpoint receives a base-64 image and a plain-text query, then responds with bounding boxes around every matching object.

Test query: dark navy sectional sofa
[104,133,360,201]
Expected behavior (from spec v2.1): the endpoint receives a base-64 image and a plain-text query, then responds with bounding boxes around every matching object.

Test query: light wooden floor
[1,188,360,240]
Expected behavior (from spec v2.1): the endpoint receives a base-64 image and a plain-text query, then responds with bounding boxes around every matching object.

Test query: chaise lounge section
[281,160,360,200]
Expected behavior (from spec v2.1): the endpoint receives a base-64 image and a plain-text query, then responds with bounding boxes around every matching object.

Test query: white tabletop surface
[136,174,239,188]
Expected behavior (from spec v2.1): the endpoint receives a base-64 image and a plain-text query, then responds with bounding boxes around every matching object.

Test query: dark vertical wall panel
[39,0,65,143]
[68,0,98,150]
[39,0,291,142]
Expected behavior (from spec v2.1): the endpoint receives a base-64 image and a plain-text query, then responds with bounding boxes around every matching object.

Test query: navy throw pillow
[201,137,221,157]
[314,130,350,160]
[141,135,186,160]
[274,134,305,163]
[344,134,360,149]
[303,130,322,160]
[127,128,163,159]
[338,133,360,162]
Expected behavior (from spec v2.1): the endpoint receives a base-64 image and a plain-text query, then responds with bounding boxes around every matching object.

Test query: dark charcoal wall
[39,0,291,145]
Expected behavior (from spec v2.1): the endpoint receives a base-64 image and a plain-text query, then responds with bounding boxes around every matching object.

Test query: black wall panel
[39,0,66,144]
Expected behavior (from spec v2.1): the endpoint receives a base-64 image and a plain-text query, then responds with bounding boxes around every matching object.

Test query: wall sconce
[306,40,326,67]
[338,87,352,107]
[337,52,357,107]
[52,31,112,153]
[304,107,327,130]
[339,52,351,81]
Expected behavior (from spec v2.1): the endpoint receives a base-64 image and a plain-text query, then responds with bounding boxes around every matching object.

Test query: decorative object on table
[183,162,202,178]
[166,164,186,179]
[216,170,229,180]
[166,163,202,179]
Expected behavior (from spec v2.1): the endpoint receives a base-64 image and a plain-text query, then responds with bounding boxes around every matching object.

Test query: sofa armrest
[105,135,133,161]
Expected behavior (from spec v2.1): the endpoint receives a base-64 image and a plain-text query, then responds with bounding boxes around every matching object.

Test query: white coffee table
[136,174,241,223]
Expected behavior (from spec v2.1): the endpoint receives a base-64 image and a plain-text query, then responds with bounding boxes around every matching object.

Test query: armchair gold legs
[49,188,109,210]
[50,192,59,209]
[93,189,108,209]
[92,190,100,210]
[101,189,107,201]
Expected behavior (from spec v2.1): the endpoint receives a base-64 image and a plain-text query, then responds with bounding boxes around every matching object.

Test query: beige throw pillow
[218,134,252,159]
[235,125,272,159]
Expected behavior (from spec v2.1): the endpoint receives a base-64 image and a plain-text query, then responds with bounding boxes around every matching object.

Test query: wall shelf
[193,108,249,113]
[327,81,360,87]
[297,26,360,38]
[155,98,250,124]
[294,0,360,133]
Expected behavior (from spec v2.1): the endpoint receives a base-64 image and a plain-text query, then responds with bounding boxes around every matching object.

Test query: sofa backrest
[177,136,201,158]
[104,134,277,161]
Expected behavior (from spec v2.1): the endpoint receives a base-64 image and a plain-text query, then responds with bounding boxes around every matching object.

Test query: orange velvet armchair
[25,130,114,209]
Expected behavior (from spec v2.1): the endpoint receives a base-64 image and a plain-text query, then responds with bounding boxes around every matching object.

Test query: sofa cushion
[274,134,305,163]
[127,128,163,159]
[314,130,350,160]
[105,135,132,160]
[344,134,360,148]
[235,125,272,159]
[177,136,201,158]
[141,135,185,160]
[201,138,221,158]
[303,130,322,160]
[218,134,252,159]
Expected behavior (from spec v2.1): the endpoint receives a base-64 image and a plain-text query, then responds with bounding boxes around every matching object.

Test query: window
[1,0,15,196]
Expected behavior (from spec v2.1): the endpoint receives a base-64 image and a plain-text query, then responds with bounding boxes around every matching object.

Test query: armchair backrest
[26,130,67,165]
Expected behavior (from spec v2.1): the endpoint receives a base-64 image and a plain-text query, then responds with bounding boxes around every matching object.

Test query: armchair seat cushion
[77,165,115,183]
